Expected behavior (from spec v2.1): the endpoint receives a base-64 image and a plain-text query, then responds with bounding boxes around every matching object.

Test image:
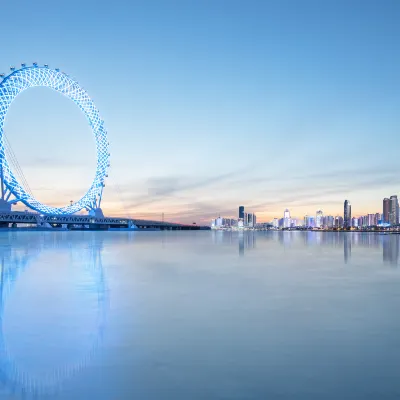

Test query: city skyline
[213,194,400,229]
[1,1,399,224]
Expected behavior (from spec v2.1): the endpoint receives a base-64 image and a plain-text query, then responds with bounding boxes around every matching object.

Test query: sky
[1,0,399,224]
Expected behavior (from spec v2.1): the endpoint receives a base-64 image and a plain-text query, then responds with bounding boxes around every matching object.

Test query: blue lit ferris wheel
[0,64,110,215]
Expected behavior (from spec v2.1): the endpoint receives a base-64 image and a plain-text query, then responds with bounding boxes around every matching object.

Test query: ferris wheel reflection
[0,232,109,398]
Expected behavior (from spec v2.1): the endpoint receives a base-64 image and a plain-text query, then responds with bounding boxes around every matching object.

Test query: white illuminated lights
[0,65,109,215]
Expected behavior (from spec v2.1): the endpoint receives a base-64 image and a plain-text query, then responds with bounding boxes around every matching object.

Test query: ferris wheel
[0,64,110,215]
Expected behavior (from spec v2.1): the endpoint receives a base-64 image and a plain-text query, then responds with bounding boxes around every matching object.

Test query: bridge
[0,211,209,230]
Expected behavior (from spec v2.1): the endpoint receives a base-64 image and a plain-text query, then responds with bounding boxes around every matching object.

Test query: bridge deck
[0,211,208,230]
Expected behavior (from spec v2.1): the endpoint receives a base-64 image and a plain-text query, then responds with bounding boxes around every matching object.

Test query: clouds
[11,154,400,224]
[110,161,400,223]
[123,164,257,209]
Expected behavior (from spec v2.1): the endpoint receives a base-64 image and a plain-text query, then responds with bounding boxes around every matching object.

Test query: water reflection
[343,234,351,264]
[214,231,400,266]
[382,235,400,266]
[0,232,108,398]
[238,232,256,256]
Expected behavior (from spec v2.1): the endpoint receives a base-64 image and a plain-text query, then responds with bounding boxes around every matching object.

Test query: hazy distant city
[212,195,400,231]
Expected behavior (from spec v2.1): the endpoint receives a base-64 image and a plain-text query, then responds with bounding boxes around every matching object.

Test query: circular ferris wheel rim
[0,65,110,215]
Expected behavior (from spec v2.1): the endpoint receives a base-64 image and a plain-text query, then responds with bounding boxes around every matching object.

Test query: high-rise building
[362,215,368,227]
[389,195,399,225]
[344,200,351,228]
[243,212,248,227]
[316,210,323,228]
[283,209,291,228]
[239,206,244,220]
[308,216,315,227]
[335,216,344,228]
[272,218,279,228]
[253,214,257,227]
[247,213,253,228]
[383,198,390,223]
[325,215,334,228]
[367,214,375,226]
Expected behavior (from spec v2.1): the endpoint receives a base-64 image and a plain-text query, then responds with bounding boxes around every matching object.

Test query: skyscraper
[344,200,351,229]
[383,198,390,223]
[389,195,399,225]
[316,210,323,228]
[283,209,291,228]
[239,206,244,220]
[247,213,253,228]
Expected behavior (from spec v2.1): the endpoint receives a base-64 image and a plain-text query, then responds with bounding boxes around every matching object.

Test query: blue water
[0,231,400,399]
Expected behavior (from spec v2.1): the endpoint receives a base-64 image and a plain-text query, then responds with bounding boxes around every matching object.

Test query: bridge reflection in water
[0,233,108,398]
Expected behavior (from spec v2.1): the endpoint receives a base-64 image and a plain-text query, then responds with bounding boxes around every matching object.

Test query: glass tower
[383,198,390,223]
[344,200,351,228]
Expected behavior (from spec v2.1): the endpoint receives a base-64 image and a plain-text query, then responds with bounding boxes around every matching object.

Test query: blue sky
[1,0,399,223]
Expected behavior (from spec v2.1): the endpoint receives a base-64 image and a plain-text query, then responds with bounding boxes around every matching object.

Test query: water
[0,230,400,399]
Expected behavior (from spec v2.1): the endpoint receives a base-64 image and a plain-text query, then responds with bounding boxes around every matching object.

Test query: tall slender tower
[389,195,399,225]
[283,209,291,228]
[344,200,351,229]
[383,198,390,223]
[316,210,323,228]
[239,206,244,220]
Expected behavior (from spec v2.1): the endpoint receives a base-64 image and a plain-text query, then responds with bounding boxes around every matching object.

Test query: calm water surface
[0,231,399,399]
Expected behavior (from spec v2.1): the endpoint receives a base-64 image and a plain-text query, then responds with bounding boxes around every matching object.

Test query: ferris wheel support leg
[98,188,104,209]
[0,165,11,212]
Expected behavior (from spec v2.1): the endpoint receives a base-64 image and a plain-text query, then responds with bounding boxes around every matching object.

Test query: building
[367,214,375,226]
[272,218,279,228]
[304,215,315,227]
[344,200,351,229]
[247,213,253,228]
[243,212,248,227]
[389,195,399,225]
[239,206,244,220]
[335,216,343,228]
[316,210,323,228]
[325,215,334,228]
[283,209,291,228]
[352,217,359,228]
[383,198,390,223]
